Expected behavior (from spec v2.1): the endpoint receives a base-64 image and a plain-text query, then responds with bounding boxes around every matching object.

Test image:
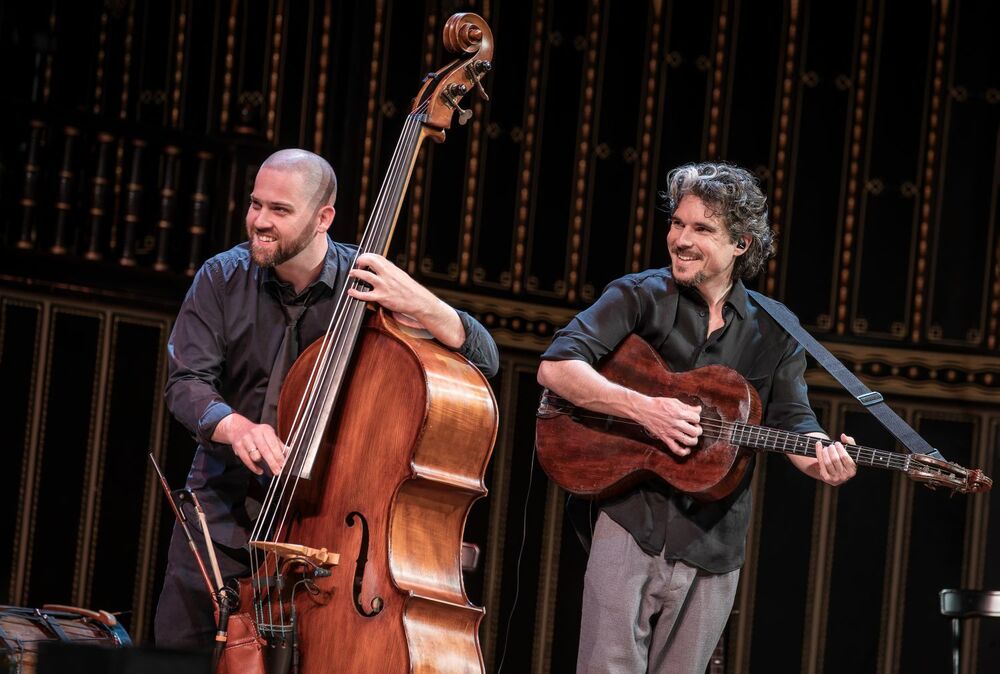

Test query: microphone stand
[149,454,238,671]
[149,454,217,601]
[177,489,236,672]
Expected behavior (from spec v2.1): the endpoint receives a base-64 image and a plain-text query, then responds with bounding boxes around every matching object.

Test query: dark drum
[0,604,132,673]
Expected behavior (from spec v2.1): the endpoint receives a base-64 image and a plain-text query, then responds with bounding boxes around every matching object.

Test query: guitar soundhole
[697,405,724,450]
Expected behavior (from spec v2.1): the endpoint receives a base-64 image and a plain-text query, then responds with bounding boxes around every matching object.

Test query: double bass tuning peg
[465,60,492,101]
[442,82,474,125]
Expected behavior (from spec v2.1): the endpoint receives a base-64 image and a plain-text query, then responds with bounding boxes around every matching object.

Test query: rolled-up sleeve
[541,277,642,365]
[165,261,233,447]
[455,310,500,378]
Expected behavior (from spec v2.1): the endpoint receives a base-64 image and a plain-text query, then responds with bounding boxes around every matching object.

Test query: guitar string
[538,396,914,470]
[539,400,982,490]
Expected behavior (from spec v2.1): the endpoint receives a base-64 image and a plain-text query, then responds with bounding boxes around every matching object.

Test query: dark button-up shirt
[541,269,822,572]
[166,238,500,547]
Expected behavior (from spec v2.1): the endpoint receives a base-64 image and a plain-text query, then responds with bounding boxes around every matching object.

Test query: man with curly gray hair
[663,161,775,284]
[539,161,857,674]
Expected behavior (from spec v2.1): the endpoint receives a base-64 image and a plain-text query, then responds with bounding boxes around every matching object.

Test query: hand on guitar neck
[795,432,858,486]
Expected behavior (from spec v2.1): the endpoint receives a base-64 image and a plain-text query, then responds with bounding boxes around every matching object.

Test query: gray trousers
[577,512,739,674]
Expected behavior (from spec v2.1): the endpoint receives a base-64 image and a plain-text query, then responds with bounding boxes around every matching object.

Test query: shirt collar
[727,279,749,319]
[316,236,341,289]
[262,236,341,295]
[675,277,749,320]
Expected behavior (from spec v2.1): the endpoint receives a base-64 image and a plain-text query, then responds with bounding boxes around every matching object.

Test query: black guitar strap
[746,289,945,461]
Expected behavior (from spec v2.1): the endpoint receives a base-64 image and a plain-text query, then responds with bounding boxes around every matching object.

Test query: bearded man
[154,148,498,648]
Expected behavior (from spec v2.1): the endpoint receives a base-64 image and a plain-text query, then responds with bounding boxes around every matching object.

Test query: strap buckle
[857,391,884,407]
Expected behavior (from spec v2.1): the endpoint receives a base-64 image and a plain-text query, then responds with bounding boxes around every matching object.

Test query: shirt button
[698,310,706,317]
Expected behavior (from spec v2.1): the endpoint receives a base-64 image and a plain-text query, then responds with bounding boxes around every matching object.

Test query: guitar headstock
[907,453,993,494]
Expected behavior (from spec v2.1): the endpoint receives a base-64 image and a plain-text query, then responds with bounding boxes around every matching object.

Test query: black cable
[496,440,537,674]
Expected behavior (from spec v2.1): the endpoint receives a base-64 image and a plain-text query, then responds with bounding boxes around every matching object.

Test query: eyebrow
[249,194,296,210]
[671,214,718,230]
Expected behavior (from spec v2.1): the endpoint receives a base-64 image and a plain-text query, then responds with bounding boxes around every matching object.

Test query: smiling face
[245,166,323,268]
[667,194,748,295]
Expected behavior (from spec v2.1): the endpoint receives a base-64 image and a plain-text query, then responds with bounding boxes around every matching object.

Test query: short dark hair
[660,162,775,280]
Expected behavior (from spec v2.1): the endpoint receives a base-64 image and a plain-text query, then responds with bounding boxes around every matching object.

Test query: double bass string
[250,110,425,621]
[248,103,432,629]
[245,220,371,625]
[254,103,428,535]
[261,105,430,547]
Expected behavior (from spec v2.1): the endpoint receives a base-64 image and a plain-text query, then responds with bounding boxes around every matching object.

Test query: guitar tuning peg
[457,106,473,125]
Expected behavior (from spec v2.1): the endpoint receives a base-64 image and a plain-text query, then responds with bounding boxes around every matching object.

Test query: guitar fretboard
[729,422,910,472]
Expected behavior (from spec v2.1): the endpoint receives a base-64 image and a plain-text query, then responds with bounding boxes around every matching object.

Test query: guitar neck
[732,422,910,473]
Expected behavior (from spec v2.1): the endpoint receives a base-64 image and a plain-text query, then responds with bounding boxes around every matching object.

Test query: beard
[669,248,707,287]
[248,223,316,268]
[674,270,707,287]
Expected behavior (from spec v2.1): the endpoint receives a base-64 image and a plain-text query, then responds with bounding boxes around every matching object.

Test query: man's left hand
[346,252,466,349]
[815,433,858,486]
[347,253,436,317]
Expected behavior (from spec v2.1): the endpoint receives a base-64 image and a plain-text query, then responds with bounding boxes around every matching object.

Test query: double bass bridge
[250,541,341,571]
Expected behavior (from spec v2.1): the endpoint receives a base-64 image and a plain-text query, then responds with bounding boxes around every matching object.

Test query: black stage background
[1,1,998,672]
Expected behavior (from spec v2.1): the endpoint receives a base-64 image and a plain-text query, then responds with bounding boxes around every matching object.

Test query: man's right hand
[212,412,287,475]
[629,394,703,457]
[537,359,704,458]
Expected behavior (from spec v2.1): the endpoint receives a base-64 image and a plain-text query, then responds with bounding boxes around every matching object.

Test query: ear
[734,237,750,255]
[316,205,336,234]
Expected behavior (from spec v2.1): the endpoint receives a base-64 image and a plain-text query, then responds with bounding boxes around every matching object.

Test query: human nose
[251,207,275,229]
[674,224,694,248]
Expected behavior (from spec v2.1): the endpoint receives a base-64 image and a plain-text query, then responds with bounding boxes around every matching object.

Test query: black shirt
[166,238,500,547]
[541,269,822,572]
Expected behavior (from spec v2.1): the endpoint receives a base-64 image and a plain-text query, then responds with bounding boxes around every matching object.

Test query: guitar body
[535,334,762,501]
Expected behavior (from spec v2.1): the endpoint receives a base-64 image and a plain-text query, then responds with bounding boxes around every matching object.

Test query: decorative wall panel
[0,1,996,671]
[0,289,171,640]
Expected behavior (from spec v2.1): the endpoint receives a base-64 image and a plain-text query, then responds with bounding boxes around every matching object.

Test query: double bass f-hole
[346,511,384,617]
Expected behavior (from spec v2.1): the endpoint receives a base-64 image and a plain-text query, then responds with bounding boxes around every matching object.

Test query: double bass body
[268,309,497,673]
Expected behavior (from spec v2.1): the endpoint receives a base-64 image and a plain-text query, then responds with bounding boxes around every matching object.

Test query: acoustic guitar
[535,334,992,500]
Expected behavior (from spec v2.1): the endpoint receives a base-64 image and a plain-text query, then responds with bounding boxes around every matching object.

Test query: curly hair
[659,162,775,281]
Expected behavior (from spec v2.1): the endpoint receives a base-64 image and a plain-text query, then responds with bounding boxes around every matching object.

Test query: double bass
[221,14,498,674]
